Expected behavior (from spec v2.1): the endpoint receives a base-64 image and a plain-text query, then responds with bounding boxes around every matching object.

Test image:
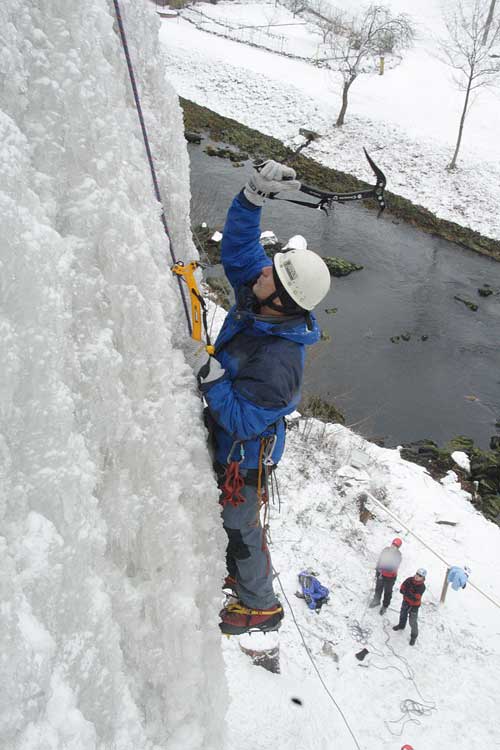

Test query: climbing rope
[111,0,191,334]
[385,699,437,737]
[273,569,362,750]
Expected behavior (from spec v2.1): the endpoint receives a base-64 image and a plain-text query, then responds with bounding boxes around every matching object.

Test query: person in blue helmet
[193,160,331,635]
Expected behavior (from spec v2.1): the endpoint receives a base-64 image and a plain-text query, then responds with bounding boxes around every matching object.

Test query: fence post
[440,567,451,604]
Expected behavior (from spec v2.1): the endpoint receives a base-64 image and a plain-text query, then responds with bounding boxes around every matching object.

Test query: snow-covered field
[160,0,500,243]
[2,2,500,749]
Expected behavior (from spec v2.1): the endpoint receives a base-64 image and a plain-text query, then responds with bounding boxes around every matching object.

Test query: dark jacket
[400,576,426,607]
[201,191,321,469]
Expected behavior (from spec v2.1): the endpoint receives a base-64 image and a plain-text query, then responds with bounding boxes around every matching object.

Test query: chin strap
[256,148,387,217]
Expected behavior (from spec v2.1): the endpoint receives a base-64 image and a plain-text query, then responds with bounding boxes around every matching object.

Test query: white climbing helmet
[274,247,331,311]
[416,568,427,578]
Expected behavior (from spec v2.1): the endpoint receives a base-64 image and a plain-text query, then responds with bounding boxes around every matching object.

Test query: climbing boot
[369,599,380,609]
[409,635,417,646]
[379,606,387,615]
[222,575,238,594]
[219,601,284,635]
[392,624,404,631]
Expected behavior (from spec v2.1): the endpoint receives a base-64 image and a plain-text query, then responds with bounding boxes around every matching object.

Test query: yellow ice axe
[171,260,215,354]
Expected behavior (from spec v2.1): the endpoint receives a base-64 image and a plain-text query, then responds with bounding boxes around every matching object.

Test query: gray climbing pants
[221,480,278,610]
[398,600,419,639]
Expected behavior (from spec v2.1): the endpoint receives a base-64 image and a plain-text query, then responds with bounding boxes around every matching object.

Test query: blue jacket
[448,566,469,591]
[201,191,321,469]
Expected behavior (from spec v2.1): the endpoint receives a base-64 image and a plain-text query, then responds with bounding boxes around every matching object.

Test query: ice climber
[193,160,331,635]
[393,568,427,645]
[369,537,403,614]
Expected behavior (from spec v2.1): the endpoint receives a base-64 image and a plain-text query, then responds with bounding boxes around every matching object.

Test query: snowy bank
[159,4,500,247]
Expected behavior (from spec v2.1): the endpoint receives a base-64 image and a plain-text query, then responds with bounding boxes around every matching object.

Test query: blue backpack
[298,571,330,612]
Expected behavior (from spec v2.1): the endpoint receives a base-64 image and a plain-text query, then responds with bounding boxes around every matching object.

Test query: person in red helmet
[369,538,403,614]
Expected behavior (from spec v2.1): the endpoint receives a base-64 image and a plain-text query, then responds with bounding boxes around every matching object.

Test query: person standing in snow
[193,161,331,635]
[369,537,403,614]
[393,568,427,645]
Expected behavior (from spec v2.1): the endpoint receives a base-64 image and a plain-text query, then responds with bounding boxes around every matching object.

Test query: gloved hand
[194,350,225,387]
[375,570,381,580]
[244,160,301,207]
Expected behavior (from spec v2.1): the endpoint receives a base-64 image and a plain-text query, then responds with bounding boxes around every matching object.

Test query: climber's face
[253,265,278,303]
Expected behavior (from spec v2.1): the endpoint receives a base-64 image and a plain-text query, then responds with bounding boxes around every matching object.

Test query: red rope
[220,462,246,507]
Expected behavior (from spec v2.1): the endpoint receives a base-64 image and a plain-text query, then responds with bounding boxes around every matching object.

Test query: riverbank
[181,98,500,261]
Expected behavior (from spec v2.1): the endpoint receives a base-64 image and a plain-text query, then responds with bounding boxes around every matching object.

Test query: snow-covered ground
[160,0,500,243]
[2,2,500,750]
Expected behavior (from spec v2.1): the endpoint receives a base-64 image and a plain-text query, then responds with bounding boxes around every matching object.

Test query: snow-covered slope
[225,416,500,750]
[0,2,226,747]
[160,1,500,242]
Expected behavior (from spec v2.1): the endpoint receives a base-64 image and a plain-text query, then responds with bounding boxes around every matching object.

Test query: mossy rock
[323,256,363,277]
[446,436,475,453]
[454,295,478,312]
[478,286,493,297]
[490,436,500,451]
[301,395,345,424]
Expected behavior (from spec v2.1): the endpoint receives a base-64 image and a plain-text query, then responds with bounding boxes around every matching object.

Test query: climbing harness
[255,148,387,216]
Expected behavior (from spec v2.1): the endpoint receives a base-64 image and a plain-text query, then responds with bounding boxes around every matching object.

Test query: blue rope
[112,0,192,334]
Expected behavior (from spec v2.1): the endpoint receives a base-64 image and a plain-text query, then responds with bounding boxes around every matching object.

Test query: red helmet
[392,538,403,548]
[401,745,414,750]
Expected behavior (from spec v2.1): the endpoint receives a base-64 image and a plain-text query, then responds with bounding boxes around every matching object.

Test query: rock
[390,336,400,343]
[490,436,500,451]
[323,256,363,277]
[325,307,338,315]
[299,127,321,141]
[454,295,478,312]
[260,230,279,247]
[185,131,202,144]
[478,286,493,297]
[401,332,411,342]
[421,334,429,341]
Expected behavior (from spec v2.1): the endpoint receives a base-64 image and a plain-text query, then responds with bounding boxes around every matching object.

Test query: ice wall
[0,1,226,747]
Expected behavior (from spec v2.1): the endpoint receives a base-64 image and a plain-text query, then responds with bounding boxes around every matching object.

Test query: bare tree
[482,0,498,43]
[306,0,345,45]
[324,5,415,127]
[438,0,500,169]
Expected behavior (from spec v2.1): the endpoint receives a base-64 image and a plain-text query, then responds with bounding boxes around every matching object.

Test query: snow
[451,450,471,473]
[159,1,500,242]
[2,2,500,750]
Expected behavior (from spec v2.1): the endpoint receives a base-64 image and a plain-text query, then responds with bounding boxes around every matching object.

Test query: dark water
[188,142,500,448]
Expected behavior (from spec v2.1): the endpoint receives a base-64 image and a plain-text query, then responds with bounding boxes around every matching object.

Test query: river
[188,141,500,449]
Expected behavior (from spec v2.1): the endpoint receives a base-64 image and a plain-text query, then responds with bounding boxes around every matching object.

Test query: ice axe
[254,148,386,216]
